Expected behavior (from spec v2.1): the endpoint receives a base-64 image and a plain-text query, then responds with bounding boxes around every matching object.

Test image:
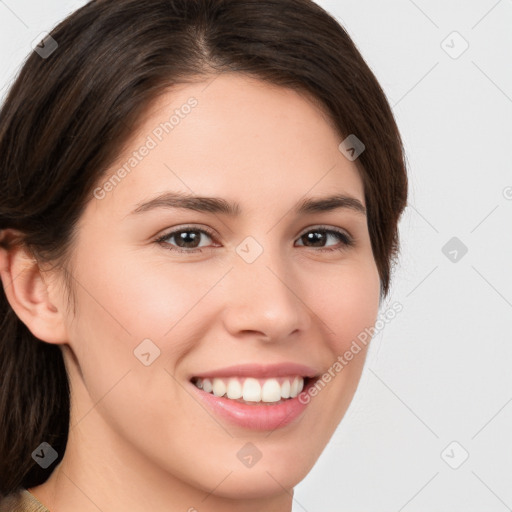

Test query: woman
[0,0,407,510]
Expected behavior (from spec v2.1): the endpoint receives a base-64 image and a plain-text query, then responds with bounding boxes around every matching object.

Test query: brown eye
[155,227,217,253]
[295,228,353,252]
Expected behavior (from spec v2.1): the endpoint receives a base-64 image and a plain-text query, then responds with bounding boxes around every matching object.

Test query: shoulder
[0,488,50,512]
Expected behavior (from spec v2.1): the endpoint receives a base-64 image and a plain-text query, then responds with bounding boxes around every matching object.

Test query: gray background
[1,1,511,510]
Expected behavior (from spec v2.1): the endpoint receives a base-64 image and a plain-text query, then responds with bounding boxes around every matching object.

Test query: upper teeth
[193,376,305,402]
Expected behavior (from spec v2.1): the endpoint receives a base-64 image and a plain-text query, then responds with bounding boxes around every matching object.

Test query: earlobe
[0,229,68,344]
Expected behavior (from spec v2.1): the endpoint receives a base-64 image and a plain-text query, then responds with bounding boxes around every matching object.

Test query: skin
[0,73,380,512]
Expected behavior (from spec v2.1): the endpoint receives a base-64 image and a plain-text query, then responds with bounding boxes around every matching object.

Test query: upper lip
[190,363,321,380]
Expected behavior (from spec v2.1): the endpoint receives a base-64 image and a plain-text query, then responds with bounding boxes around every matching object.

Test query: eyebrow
[129,191,366,217]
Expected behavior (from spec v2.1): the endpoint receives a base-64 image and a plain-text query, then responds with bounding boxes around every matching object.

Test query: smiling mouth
[190,375,316,405]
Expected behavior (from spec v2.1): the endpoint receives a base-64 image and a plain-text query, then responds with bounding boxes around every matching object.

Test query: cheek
[73,252,223,341]
[291,260,379,453]
[305,257,381,351]
[65,251,229,409]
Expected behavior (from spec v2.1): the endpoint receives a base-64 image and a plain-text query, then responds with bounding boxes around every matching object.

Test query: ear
[0,229,68,344]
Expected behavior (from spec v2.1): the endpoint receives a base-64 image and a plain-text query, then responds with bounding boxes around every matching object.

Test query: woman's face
[53,73,380,499]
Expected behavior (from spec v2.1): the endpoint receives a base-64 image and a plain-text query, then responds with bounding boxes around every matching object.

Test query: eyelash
[154,225,354,254]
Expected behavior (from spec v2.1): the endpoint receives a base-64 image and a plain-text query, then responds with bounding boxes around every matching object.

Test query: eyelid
[154,224,218,245]
[297,224,352,240]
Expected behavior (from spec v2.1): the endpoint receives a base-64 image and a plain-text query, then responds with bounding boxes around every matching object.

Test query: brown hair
[0,0,407,496]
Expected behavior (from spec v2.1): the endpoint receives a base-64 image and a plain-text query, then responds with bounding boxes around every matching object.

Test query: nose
[220,245,312,343]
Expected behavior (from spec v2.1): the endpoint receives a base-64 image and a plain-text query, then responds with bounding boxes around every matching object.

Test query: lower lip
[189,379,316,431]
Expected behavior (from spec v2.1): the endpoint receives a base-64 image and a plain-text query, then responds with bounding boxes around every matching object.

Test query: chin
[204,469,305,500]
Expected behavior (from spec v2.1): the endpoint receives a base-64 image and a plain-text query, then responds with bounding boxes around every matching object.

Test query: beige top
[0,489,50,512]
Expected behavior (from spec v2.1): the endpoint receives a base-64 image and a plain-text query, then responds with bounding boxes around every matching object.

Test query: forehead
[87,73,365,219]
